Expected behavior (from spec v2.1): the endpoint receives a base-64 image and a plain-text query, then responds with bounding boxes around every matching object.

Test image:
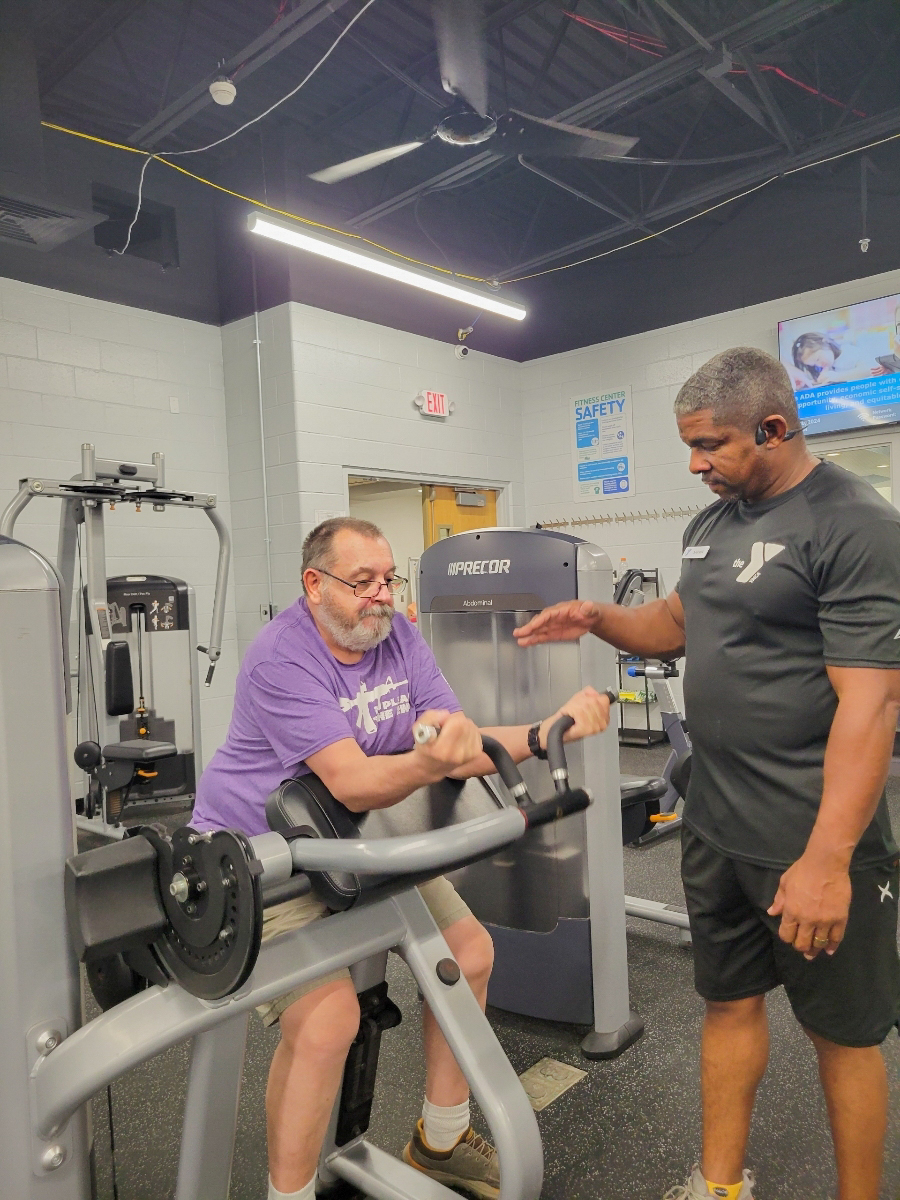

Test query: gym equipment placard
[571,385,635,501]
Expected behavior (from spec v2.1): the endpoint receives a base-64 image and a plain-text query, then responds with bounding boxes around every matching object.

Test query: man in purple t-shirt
[194,517,611,1200]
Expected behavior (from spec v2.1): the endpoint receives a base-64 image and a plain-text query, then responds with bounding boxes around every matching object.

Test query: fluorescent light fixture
[247,211,526,322]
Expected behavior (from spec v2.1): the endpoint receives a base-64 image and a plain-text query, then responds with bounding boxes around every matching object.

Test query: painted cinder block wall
[0,275,239,758]
[6,265,900,753]
[222,300,525,657]
[518,266,900,580]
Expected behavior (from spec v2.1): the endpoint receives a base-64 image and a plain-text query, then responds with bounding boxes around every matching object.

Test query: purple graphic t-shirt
[192,598,460,836]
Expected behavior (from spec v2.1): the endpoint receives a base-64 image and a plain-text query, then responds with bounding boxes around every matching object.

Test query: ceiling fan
[309,0,638,184]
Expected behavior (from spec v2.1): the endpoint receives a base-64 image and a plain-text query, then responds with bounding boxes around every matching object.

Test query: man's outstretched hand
[514,601,602,647]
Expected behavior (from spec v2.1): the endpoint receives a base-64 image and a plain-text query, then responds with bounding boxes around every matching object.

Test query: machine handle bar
[521,787,591,829]
[199,506,232,682]
[545,690,618,794]
[480,733,529,800]
[545,715,575,794]
[273,807,529,876]
[412,724,530,801]
[268,783,593,878]
[626,663,678,680]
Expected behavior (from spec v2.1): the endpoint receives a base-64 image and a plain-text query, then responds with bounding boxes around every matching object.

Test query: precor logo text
[448,559,511,576]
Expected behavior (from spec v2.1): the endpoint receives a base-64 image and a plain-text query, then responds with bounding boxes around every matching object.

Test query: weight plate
[148,827,263,1000]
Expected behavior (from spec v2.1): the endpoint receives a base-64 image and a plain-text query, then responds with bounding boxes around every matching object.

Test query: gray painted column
[0,536,90,1197]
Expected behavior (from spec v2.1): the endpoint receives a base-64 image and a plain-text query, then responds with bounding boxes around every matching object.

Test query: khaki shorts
[256,876,472,1027]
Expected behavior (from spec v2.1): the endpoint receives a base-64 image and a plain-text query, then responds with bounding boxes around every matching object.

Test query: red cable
[565,13,867,115]
[564,11,664,55]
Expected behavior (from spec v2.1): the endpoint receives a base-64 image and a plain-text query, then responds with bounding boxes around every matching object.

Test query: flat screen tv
[777,292,900,436]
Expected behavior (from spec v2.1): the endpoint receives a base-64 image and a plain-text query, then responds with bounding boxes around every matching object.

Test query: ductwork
[0,1,101,251]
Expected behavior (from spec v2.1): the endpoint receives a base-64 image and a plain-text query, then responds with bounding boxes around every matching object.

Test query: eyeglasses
[317,569,408,599]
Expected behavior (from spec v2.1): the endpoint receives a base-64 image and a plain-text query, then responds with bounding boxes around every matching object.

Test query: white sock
[422,1097,470,1151]
[267,1174,316,1200]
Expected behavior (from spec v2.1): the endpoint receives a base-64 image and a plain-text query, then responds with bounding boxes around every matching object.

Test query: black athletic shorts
[681,826,900,1047]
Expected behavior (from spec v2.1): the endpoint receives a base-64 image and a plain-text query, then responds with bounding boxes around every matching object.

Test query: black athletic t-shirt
[677,460,900,870]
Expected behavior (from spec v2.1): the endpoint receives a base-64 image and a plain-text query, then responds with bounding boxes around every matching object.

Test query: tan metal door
[423,486,498,548]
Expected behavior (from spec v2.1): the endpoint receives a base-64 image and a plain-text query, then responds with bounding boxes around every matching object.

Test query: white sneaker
[663,1164,756,1200]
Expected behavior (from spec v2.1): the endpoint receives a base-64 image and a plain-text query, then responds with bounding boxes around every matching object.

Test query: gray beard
[318,588,395,653]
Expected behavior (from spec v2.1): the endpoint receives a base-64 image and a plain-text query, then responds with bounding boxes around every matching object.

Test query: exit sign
[414,390,453,419]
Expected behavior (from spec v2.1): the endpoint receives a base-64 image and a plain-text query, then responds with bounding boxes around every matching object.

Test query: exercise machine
[1,531,587,1200]
[0,443,230,838]
[615,568,692,845]
[418,529,690,1059]
[623,661,690,844]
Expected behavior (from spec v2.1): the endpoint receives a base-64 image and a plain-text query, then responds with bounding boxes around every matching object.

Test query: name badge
[682,545,710,560]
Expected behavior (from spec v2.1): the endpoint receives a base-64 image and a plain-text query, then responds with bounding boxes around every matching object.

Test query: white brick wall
[0,277,238,758]
[520,266,900,577]
[223,301,525,657]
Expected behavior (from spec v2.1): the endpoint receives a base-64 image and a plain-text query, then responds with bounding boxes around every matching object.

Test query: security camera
[859,237,870,253]
[455,345,470,360]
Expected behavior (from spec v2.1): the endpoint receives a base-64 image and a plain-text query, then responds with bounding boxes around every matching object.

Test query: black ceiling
[21,0,900,357]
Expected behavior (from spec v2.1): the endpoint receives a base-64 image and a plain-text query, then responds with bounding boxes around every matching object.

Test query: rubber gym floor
[81,746,900,1200]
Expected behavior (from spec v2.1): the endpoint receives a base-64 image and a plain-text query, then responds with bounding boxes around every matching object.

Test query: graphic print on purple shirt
[192,598,461,836]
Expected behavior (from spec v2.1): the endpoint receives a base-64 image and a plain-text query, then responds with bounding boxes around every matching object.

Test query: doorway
[347,475,500,617]
[423,485,498,545]
[348,478,427,604]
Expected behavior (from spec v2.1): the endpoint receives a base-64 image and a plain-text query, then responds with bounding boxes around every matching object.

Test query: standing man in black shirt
[515,347,900,1200]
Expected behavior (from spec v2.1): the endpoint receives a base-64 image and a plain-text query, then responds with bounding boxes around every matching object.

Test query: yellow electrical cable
[43,119,900,289]
[41,120,491,283]
[502,175,781,282]
[504,127,900,284]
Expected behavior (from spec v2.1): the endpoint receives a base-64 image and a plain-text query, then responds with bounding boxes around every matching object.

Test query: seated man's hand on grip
[537,685,612,751]
[412,710,483,778]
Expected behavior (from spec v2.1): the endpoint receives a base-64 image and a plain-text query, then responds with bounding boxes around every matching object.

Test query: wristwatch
[527,721,548,760]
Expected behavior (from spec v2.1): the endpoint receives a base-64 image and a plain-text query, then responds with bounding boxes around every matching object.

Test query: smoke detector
[209,77,236,105]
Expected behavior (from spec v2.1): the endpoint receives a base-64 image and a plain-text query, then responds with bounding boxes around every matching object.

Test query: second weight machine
[0,443,230,838]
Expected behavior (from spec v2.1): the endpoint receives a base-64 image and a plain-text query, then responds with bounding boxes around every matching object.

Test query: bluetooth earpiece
[755,422,803,445]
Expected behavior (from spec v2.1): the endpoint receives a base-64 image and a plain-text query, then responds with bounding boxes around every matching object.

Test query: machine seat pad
[266,774,462,913]
[620,775,668,808]
[103,739,178,762]
[267,775,364,912]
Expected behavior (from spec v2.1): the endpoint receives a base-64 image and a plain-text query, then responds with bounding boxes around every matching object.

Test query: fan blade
[497,110,638,161]
[309,141,426,184]
[432,0,489,117]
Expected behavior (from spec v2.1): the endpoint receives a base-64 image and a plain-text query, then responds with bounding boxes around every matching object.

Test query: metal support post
[578,545,644,1058]
[174,1013,250,1200]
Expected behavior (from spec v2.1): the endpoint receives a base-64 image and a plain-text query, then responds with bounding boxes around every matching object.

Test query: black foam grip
[523,787,590,829]
[545,714,575,779]
[480,734,526,794]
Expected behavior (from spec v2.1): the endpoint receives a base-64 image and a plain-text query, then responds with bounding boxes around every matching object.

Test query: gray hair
[674,347,799,432]
[301,516,387,593]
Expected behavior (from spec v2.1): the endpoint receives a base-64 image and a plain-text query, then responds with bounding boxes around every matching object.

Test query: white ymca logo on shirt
[339,676,410,735]
[733,542,785,584]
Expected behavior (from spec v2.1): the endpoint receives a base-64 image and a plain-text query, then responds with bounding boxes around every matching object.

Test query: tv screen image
[778,293,900,436]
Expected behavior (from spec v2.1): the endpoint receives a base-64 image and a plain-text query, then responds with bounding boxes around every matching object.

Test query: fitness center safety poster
[571,386,636,502]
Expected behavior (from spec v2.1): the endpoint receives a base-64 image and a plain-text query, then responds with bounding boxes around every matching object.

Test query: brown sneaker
[403,1118,500,1199]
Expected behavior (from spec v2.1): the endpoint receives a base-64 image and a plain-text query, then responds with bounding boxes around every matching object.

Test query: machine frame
[0,534,554,1200]
[0,443,231,838]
